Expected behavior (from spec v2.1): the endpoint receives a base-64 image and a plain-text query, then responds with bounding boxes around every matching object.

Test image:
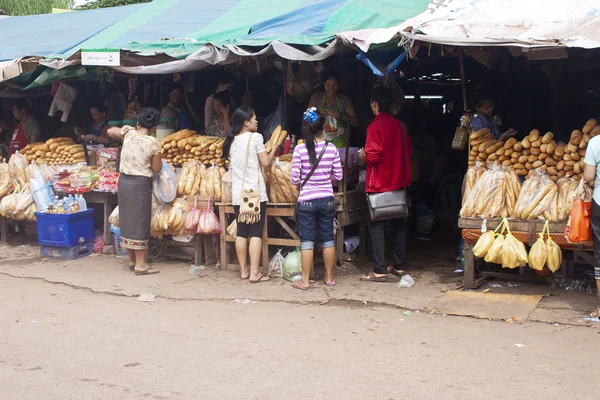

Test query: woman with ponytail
[289,107,343,290]
[221,106,275,283]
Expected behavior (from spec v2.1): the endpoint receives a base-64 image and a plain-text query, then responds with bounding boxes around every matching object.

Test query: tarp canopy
[340,0,600,51]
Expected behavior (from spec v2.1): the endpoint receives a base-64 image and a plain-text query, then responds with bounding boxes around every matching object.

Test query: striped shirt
[291,141,343,202]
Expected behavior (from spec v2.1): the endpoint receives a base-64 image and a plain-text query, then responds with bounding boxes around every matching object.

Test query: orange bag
[564,180,592,243]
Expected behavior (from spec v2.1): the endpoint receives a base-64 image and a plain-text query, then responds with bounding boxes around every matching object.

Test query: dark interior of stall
[2,44,600,274]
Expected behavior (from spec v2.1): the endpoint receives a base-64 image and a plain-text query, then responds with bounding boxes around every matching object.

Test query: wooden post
[219,205,227,270]
[463,238,477,289]
[282,59,289,131]
[459,51,468,111]
[0,215,7,243]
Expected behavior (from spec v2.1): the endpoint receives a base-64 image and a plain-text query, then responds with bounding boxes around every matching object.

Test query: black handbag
[294,142,329,222]
[366,122,409,221]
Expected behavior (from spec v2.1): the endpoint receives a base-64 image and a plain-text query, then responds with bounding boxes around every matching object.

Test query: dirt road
[1,274,597,400]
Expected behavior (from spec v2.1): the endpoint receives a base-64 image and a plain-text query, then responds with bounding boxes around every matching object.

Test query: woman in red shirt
[361,87,412,282]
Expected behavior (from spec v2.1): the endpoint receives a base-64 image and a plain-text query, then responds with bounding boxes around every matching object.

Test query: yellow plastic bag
[473,219,505,259]
[485,220,506,264]
[546,235,563,273]
[528,221,549,271]
[502,218,529,269]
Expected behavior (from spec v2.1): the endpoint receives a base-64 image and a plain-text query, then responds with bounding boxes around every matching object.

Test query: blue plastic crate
[34,209,95,248]
[40,242,93,260]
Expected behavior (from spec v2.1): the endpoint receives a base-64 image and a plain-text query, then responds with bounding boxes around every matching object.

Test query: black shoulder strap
[301,142,328,190]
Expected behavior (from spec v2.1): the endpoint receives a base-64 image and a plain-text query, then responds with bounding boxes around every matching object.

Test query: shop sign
[81,49,121,66]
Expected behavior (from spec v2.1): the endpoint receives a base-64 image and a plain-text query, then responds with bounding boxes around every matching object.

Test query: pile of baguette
[20,138,86,165]
[161,130,226,168]
[468,119,600,182]
[264,160,299,204]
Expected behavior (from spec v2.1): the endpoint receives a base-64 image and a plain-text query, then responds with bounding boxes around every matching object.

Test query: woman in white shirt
[221,107,275,283]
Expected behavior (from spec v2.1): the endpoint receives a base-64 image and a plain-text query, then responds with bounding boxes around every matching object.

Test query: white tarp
[339,0,600,50]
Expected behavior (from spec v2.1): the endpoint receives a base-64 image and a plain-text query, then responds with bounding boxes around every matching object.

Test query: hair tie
[303,107,318,123]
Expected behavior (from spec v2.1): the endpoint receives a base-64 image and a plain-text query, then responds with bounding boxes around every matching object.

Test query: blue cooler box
[34,209,95,248]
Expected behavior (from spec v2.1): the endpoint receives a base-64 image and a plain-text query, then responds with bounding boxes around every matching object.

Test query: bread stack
[161,130,226,168]
[21,138,87,165]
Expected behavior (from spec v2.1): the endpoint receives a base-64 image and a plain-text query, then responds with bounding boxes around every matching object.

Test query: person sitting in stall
[583,129,600,317]
[161,85,201,131]
[9,100,40,157]
[308,70,358,148]
[74,101,110,145]
[205,91,234,138]
[470,94,516,141]
[108,108,162,276]
[204,73,235,131]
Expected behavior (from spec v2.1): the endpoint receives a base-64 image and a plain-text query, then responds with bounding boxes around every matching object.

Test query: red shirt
[364,112,412,193]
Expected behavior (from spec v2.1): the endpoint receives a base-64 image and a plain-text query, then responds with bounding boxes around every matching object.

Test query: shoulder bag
[366,122,409,221]
[238,133,262,224]
[294,142,329,222]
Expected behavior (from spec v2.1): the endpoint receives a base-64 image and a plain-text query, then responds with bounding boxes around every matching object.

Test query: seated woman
[308,70,358,148]
[204,74,235,131]
[161,86,201,131]
[205,91,233,138]
[75,101,110,145]
[470,94,516,141]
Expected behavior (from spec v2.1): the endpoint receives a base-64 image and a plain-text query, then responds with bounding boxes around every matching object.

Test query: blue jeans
[297,197,336,251]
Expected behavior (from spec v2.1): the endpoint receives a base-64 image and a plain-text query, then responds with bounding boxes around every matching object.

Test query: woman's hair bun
[137,107,161,128]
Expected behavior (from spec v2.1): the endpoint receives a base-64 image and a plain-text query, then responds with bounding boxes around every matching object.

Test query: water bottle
[78,195,87,211]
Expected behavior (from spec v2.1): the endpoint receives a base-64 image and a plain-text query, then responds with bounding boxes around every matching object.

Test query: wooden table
[83,191,118,245]
[459,217,593,289]
[217,203,300,271]
[0,215,8,243]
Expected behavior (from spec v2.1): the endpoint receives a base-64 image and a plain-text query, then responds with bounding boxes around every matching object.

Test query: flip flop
[249,274,271,284]
[134,267,160,276]
[590,306,600,318]
[292,283,309,290]
[359,272,388,282]
[324,279,336,287]
[387,267,405,277]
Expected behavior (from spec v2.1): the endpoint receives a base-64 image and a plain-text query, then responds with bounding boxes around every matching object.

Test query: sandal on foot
[359,272,388,282]
[387,267,405,276]
[292,283,309,290]
[250,274,270,284]
[324,279,336,287]
[590,306,600,318]
[134,267,160,276]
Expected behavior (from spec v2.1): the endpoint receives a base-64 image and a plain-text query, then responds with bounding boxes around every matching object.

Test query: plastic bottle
[283,136,291,155]
[77,195,87,211]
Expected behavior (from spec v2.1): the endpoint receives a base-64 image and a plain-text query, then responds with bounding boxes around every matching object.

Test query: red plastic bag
[184,195,201,234]
[197,197,221,235]
[564,180,592,243]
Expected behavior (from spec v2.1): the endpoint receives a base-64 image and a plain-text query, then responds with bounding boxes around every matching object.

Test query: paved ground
[1,243,599,399]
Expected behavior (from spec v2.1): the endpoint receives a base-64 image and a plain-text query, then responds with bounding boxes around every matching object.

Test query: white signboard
[81,49,121,66]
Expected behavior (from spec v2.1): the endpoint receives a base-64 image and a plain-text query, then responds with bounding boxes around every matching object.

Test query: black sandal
[359,272,388,282]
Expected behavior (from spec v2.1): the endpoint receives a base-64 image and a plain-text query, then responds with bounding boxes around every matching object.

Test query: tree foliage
[77,0,151,10]
[0,0,74,15]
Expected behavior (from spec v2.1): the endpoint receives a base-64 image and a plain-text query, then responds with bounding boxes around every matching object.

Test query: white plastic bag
[396,274,415,288]
[268,249,285,278]
[153,160,177,203]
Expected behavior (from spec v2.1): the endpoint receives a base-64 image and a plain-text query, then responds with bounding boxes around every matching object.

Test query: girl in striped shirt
[290,108,343,290]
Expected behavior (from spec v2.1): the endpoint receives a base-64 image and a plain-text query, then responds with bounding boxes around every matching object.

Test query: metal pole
[459,50,468,111]
[282,58,288,131]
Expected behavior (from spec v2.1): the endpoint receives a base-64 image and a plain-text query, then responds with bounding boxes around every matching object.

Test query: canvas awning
[340,0,600,51]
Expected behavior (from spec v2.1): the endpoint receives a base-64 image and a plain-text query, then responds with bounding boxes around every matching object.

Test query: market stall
[458,120,597,288]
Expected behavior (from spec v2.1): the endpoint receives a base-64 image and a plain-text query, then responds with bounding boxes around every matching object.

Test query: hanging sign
[81,49,121,67]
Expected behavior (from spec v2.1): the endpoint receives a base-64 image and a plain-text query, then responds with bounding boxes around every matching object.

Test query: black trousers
[591,200,600,280]
[368,218,407,274]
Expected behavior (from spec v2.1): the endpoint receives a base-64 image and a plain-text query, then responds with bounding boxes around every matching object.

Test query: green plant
[77,0,151,10]
[0,0,74,15]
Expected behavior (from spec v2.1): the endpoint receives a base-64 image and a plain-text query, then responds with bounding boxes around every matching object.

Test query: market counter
[82,192,118,245]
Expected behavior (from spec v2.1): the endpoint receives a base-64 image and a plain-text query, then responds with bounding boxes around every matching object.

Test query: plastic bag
[268,249,285,278]
[473,221,505,259]
[151,202,172,238]
[8,151,27,187]
[323,115,343,142]
[262,97,285,142]
[227,220,237,238]
[184,195,201,234]
[460,164,509,219]
[462,162,486,207]
[484,219,506,264]
[501,219,528,269]
[397,274,415,288]
[546,237,562,273]
[0,162,15,199]
[197,197,221,234]
[222,170,232,203]
[109,206,120,228]
[564,179,592,243]
[528,231,548,271]
[168,198,190,234]
[282,249,302,282]
[153,160,178,203]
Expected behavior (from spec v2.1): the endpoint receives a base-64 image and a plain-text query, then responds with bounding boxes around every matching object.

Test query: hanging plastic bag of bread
[8,151,28,187]
[501,218,528,269]
[109,206,120,228]
[564,179,592,243]
[184,195,201,234]
[0,162,15,199]
[168,198,190,235]
[222,170,232,203]
[546,235,562,273]
[484,219,506,264]
[197,196,221,234]
[460,164,505,219]
[473,220,505,259]
[528,221,548,271]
